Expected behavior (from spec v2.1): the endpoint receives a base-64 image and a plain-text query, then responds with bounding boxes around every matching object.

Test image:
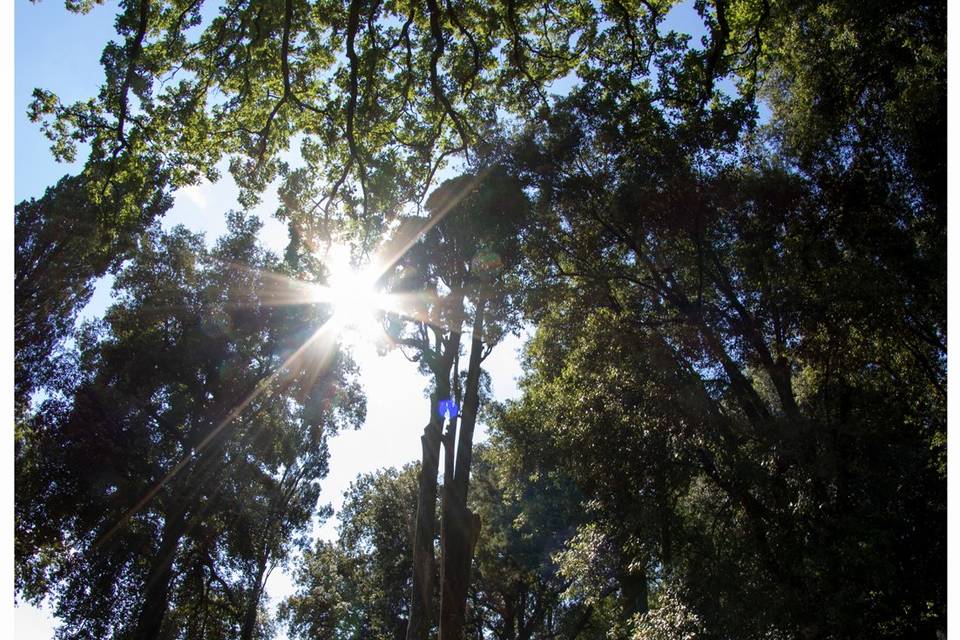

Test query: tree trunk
[240,586,262,640]
[132,505,190,640]
[452,303,485,510]
[439,500,481,640]
[406,396,444,640]
[439,303,486,640]
[406,321,462,640]
[619,563,648,620]
[240,557,268,640]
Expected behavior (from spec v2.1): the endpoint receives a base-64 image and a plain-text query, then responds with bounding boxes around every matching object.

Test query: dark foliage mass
[15,171,172,412]
[17,215,365,639]
[16,0,944,638]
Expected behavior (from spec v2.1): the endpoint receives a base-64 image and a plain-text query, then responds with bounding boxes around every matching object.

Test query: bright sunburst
[315,246,389,345]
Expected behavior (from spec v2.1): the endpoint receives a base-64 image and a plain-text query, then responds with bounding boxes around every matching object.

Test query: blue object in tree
[438,399,459,420]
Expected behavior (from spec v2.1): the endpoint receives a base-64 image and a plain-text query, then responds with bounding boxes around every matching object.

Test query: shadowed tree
[281,465,421,640]
[15,171,171,412]
[374,167,529,640]
[465,439,591,640]
[16,214,365,640]
[496,28,944,630]
[281,442,589,640]
[16,0,944,637]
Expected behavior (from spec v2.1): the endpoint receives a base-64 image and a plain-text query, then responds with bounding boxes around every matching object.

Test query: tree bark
[407,395,445,640]
[619,563,649,620]
[439,302,486,640]
[240,556,268,640]
[405,318,461,640]
[132,504,190,640]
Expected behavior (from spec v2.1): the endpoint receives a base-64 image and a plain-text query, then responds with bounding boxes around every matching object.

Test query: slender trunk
[133,434,230,640]
[452,303,485,504]
[407,395,445,640]
[619,563,648,620]
[240,557,268,640]
[504,598,517,640]
[439,496,479,640]
[439,418,456,636]
[439,303,486,640]
[133,505,190,640]
[240,585,262,640]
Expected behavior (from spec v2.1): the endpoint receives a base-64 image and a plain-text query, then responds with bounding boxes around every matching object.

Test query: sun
[316,246,389,344]
[327,269,382,329]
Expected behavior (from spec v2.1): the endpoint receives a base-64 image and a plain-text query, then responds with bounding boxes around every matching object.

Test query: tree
[495,48,944,633]
[466,438,591,640]
[375,208,466,640]
[281,465,421,640]
[15,171,171,411]
[16,214,365,640]
[282,441,589,640]
[18,0,945,637]
[26,0,595,232]
[374,166,529,639]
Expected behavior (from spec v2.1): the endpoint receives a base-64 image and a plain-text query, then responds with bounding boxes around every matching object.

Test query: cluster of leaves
[15,171,172,412]
[380,166,530,384]
[30,0,591,234]
[281,465,420,640]
[477,0,946,635]
[27,0,783,247]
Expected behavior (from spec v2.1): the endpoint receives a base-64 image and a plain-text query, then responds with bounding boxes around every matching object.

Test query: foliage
[378,166,530,374]
[16,0,945,638]
[628,587,706,640]
[29,0,594,233]
[282,442,591,640]
[281,465,420,640]
[466,440,590,640]
[16,214,364,639]
[491,6,946,628]
[15,171,171,411]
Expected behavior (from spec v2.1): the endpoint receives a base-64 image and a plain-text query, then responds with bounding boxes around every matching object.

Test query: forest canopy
[15,0,946,639]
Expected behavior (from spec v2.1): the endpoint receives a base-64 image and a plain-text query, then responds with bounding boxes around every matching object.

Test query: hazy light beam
[93,319,339,551]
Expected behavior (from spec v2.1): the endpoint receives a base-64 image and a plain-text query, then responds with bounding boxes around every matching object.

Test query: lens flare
[315,246,390,346]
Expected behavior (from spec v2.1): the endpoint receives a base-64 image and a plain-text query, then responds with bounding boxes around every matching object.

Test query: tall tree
[282,440,588,640]
[497,44,945,632]
[16,214,365,639]
[375,167,529,639]
[281,465,421,640]
[377,205,466,640]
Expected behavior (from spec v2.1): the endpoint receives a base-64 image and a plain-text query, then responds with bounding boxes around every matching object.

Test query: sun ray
[96,181,496,548]
[94,318,340,550]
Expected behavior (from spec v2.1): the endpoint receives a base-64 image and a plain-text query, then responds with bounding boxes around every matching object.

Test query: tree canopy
[15,0,945,638]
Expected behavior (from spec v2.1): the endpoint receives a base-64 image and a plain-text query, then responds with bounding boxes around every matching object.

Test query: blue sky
[14,1,713,637]
[16,1,115,201]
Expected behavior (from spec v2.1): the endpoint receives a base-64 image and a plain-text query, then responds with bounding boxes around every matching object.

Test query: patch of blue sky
[15,0,118,200]
[662,0,708,45]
